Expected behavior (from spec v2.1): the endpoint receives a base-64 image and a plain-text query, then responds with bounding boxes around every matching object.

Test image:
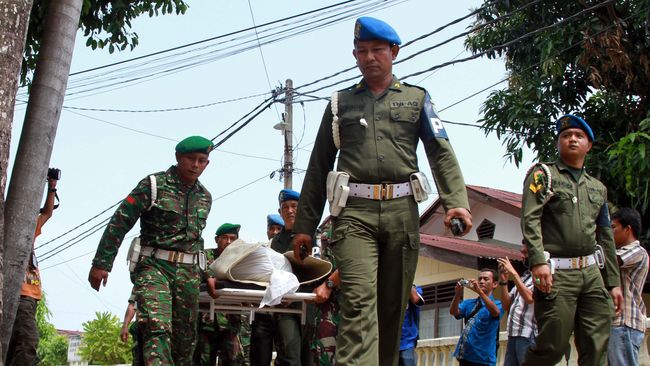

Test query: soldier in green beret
[292,17,472,366]
[196,223,251,366]
[88,135,214,365]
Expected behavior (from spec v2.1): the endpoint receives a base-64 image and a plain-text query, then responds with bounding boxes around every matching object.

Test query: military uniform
[521,119,620,365]
[311,226,340,366]
[195,248,250,366]
[293,47,469,366]
[92,163,212,365]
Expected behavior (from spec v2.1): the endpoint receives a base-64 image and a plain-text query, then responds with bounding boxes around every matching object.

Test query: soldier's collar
[555,159,585,172]
[353,76,403,94]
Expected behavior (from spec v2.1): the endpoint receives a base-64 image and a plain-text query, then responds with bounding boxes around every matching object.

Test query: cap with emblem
[278,189,300,205]
[175,136,214,154]
[354,17,401,45]
[215,223,241,237]
[556,114,594,142]
[267,214,285,227]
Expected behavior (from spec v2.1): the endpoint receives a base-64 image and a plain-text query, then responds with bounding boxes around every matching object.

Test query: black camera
[47,168,61,180]
[450,217,466,236]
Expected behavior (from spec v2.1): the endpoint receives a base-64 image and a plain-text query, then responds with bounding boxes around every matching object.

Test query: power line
[247,0,281,120]
[36,200,120,250]
[18,0,398,101]
[61,91,270,113]
[400,0,616,80]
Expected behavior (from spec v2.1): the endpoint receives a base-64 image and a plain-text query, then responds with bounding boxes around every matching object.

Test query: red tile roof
[467,185,522,209]
[420,233,523,260]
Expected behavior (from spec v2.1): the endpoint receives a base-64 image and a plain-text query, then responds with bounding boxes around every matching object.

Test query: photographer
[6,169,59,366]
[450,269,503,366]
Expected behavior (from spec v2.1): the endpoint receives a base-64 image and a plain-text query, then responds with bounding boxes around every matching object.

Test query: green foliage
[35,293,69,366]
[78,311,133,365]
[21,0,189,85]
[467,0,650,239]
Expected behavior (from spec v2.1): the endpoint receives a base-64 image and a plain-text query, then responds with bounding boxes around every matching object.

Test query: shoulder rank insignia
[529,169,545,193]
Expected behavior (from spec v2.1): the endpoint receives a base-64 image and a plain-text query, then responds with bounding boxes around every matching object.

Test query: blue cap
[267,214,285,227]
[556,114,594,142]
[278,189,300,204]
[354,17,401,45]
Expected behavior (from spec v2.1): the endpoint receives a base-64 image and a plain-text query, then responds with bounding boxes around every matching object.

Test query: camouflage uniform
[311,231,340,366]
[195,249,250,366]
[92,166,211,366]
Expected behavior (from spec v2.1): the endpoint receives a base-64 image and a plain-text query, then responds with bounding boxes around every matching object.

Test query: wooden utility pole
[283,79,293,189]
[2,0,83,359]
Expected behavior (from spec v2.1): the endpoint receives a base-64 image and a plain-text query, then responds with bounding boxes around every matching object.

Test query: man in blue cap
[520,114,623,366]
[292,17,472,366]
[250,189,305,366]
[267,213,284,240]
[88,136,214,365]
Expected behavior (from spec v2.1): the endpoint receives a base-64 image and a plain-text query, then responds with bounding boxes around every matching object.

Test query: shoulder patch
[126,195,136,205]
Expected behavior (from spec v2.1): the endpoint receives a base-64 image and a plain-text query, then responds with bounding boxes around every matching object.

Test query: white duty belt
[348,182,412,200]
[141,246,197,265]
[550,254,597,270]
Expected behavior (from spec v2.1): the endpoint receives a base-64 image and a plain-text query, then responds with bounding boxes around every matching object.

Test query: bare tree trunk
[0,1,36,363]
[1,0,82,361]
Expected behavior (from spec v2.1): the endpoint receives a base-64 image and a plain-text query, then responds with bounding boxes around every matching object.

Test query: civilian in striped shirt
[608,207,648,366]
[498,246,536,366]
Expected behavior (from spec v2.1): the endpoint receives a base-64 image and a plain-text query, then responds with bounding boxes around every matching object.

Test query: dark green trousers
[523,264,613,366]
[331,197,420,366]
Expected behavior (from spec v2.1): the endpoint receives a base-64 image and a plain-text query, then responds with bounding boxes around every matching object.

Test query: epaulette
[525,162,554,204]
[402,81,426,92]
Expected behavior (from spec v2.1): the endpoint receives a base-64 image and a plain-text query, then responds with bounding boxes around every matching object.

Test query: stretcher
[198,281,316,324]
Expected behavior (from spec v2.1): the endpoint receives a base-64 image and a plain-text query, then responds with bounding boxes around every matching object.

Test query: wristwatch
[499,281,508,286]
[325,279,336,290]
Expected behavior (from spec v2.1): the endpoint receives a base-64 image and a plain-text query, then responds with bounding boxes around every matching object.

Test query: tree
[1,0,188,360]
[35,294,68,366]
[0,1,35,360]
[466,0,650,238]
[79,312,132,365]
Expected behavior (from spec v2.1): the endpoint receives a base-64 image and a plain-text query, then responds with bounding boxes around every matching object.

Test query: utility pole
[283,79,293,189]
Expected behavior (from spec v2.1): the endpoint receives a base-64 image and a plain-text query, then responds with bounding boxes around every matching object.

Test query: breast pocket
[150,193,183,231]
[390,107,419,143]
[339,109,367,147]
[547,191,574,215]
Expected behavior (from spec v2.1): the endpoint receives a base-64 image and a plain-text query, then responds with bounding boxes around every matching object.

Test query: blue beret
[175,136,214,154]
[278,189,300,204]
[354,17,401,45]
[215,223,240,237]
[267,214,285,227]
[556,114,594,142]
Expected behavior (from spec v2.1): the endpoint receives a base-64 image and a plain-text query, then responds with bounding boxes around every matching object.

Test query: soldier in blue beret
[250,189,306,366]
[556,114,595,141]
[266,214,284,240]
[292,16,472,366]
[521,114,622,366]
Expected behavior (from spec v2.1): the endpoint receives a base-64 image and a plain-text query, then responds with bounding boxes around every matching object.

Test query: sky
[10,0,535,331]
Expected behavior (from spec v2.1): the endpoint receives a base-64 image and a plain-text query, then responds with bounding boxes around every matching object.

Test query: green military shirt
[521,160,620,287]
[293,77,469,235]
[92,166,212,271]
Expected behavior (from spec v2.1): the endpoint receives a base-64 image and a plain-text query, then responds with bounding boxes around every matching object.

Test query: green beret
[216,223,241,237]
[175,136,214,154]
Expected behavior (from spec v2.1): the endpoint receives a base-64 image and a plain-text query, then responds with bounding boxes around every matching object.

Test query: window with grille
[418,281,462,339]
[476,219,496,239]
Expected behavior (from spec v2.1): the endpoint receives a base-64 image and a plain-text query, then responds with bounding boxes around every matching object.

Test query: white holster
[127,237,142,273]
[326,171,350,217]
[126,175,159,273]
[409,172,432,203]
